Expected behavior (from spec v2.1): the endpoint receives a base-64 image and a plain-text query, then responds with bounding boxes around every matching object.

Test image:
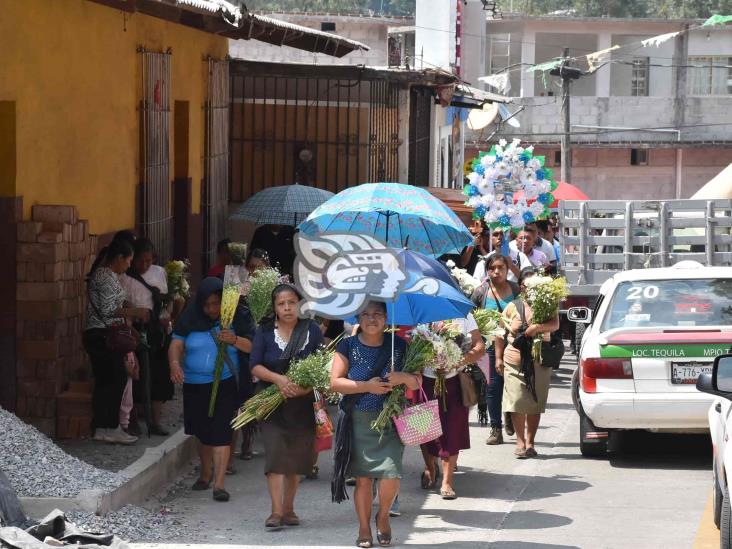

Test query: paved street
[135,358,714,549]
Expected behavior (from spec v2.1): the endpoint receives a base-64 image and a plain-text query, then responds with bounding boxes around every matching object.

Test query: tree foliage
[243,0,415,15]
[242,0,730,18]
[504,0,732,18]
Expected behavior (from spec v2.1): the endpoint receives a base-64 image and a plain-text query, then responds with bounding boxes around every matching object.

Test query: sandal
[376,529,392,547]
[514,447,528,459]
[420,463,439,489]
[525,447,538,458]
[282,512,300,526]
[265,513,283,528]
[440,488,457,500]
[305,465,319,480]
[356,535,373,548]
[375,516,391,547]
[191,478,211,491]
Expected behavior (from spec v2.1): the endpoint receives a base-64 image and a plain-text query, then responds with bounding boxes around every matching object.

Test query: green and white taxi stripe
[600,344,732,359]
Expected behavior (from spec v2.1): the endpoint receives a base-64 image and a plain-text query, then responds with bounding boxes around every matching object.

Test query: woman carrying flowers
[330,301,419,548]
[248,284,323,529]
[418,315,484,500]
[470,254,520,445]
[168,277,254,502]
[495,269,560,459]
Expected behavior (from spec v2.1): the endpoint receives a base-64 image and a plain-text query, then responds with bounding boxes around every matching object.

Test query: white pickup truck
[558,198,732,352]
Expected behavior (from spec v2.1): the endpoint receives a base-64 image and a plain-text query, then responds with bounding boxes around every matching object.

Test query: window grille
[631,57,649,97]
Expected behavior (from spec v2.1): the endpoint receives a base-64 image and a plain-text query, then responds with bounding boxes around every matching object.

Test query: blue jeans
[486,347,503,428]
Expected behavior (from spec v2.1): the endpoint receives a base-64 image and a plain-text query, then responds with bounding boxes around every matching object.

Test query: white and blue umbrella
[299,183,473,258]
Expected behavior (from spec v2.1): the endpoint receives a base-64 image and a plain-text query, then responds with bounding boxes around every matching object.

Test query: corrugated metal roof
[172,0,369,56]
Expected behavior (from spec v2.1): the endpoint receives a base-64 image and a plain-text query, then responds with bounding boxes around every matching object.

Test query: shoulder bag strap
[488,283,504,313]
[515,300,528,331]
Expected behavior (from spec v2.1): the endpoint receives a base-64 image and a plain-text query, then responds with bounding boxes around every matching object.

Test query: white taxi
[570,262,732,457]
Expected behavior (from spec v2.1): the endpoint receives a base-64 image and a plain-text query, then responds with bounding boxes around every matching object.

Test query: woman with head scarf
[495,268,560,459]
[249,284,323,529]
[168,277,255,502]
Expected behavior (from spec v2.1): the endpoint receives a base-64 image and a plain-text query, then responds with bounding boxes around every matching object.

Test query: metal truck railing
[558,199,732,294]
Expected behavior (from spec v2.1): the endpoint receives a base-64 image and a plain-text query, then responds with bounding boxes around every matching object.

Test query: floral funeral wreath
[463,138,558,232]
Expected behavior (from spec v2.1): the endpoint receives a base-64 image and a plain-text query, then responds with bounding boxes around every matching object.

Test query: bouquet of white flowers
[411,321,464,409]
[164,260,191,301]
[521,275,569,363]
[445,260,480,297]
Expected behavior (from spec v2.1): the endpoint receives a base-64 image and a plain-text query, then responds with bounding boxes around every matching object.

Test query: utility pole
[560,48,571,183]
[550,48,582,183]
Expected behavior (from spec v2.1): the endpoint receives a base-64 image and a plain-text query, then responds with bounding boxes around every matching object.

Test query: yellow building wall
[0,0,228,234]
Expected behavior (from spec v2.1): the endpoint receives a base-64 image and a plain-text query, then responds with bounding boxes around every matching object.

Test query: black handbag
[88,293,139,354]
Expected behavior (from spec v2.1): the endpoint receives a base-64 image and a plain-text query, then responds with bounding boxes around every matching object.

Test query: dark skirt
[421,375,470,459]
[260,394,315,475]
[183,377,237,446]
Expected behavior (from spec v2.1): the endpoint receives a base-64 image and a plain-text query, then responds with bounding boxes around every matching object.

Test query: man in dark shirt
[250,224,295,277]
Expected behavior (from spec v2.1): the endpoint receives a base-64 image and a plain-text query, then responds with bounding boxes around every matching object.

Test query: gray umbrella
[230,184,335,226]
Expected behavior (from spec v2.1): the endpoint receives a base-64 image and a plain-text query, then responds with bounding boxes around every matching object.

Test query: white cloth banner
[641,31,680,48]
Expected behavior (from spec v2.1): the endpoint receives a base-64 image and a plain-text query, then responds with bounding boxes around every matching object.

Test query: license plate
[671,362,713,384]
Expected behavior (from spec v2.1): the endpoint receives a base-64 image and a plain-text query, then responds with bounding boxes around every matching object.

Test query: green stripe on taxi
[600,344,732,359]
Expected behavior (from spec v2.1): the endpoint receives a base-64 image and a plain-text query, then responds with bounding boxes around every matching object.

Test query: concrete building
[464,8,732,199]
[229,11,413,66]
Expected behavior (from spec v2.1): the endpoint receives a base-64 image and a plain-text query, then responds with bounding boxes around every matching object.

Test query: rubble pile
[67,505,190,542]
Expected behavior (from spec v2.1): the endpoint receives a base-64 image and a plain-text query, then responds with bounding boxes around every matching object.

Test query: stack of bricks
[15,205,97,438]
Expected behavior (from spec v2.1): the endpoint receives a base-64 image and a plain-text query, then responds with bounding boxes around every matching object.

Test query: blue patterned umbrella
[298,183,473,258]
[230,184,334,226]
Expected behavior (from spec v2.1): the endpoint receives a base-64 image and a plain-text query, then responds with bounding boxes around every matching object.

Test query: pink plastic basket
[393,383,443,446]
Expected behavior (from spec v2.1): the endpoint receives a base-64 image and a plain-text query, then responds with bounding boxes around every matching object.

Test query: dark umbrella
[230,184,334,226]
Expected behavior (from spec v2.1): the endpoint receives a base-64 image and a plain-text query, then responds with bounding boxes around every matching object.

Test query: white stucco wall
[415,0,456,71]
[229,13,413,66]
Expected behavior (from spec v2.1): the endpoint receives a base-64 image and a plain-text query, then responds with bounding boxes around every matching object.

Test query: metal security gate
[202,59,230,270]
[139,49,172,262]
[229,63,401,202]
[408,86,432,186]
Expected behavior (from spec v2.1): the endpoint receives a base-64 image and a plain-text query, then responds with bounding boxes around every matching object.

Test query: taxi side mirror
[568,307,591,324]
[697,354,732,398]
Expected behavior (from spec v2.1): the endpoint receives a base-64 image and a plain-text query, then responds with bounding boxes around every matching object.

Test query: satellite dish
[467,102,499,130]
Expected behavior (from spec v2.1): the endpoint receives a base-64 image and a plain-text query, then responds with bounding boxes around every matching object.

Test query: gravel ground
[66,504,193,542]
[0,407,128,497]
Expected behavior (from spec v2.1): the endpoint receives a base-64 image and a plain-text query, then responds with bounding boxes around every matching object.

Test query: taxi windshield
[601,278,732,331]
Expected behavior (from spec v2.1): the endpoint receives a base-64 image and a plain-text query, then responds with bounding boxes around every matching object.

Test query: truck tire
[574,323,586,362]
[716,462,724,529]
[579,406,608,458]
[722,486,732,549]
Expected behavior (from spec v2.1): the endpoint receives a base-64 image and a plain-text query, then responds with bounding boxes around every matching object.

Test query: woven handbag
[393,383,443,446]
